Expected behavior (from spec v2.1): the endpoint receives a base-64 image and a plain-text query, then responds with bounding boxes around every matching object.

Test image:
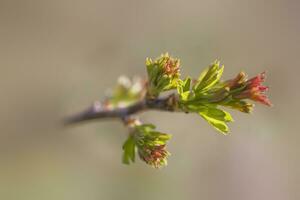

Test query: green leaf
[194,61,224,92]
[199,106,233,122]
[135,124,171,145]
[182,77,191,92]
[177,77,192,101]
[199,113,229,134]
[177,80,183,95]
[157,133,172,141]
[146,58,153,75]
[180,91,191,101]
[136,124,156,133]
[122,135,136,164]
[197,105,233,134]
[197,66,209,83]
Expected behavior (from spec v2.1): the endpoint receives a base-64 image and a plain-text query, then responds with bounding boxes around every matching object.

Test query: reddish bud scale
[163,58,180,77]
[233,72,272,106]
[139,145,168,168]
[246,72,265,88]
[225,72,246,89]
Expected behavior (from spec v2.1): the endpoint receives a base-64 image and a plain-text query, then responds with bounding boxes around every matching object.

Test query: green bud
[146,53,181,98]
[122,122,172,168]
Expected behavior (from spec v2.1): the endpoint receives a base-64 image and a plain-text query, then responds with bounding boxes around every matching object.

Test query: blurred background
[0,0,299,199]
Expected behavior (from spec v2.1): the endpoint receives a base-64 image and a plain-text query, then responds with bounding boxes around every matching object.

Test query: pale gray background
[0,0,299,199]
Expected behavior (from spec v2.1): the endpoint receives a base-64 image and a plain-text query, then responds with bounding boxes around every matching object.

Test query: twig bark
[64,94,177,125]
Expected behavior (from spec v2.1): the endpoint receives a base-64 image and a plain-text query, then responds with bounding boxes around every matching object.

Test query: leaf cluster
[115,53,271,167]
[122,123,171,168]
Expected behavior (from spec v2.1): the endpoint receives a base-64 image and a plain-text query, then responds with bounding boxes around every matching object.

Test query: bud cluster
[122,119,171,168]
[232,72,271,106]
[104,53,271,167]
[146,53,180,98]
[176,60,272,133]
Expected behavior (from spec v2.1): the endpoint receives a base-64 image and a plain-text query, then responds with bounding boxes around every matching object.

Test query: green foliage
[146,53,180,98]
[122,135,135,164]
[103,53,271,167]
[146,56,270,134]
[122,123,171,168]
[176,61,233,134]
[197,105,233,134]
[193,60,224,93]
[68,52,271,168]
[177,77,192,101]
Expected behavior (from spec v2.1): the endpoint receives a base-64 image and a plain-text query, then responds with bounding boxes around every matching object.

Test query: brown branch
[64,94,178,125]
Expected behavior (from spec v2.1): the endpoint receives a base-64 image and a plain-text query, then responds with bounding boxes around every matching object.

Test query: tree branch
[64,94,177,125]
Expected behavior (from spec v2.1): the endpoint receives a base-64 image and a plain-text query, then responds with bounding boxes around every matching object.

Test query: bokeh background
[1,0,299,199]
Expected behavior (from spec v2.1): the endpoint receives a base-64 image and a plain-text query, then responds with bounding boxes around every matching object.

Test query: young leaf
[134,123,172,168]
[177,77,192,101]
[122,135,136,164]
[182,77,191,92]
[199,113,229,134]
[197,105,233,134]
[194,61,224,92]
[198,105,234,122]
